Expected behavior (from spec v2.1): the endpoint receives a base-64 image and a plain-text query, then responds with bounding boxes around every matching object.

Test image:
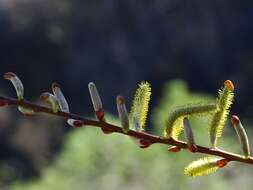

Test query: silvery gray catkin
[231,115,250,158]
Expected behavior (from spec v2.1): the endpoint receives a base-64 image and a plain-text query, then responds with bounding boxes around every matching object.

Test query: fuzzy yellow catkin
[130,81,151,131]
[184,157,221,177]
[231,115,250,158]
[52,82,69,113]
[40,92,60,113]
[209,80,234,147]
[164,103,217,139]
[4,72,24,100]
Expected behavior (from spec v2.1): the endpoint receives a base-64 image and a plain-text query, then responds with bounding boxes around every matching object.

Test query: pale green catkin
[164,103,217,139]
[210,87,234,147]
[184,157,220,177]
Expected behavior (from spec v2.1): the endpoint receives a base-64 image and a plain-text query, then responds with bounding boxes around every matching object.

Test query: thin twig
[1,95,253,165]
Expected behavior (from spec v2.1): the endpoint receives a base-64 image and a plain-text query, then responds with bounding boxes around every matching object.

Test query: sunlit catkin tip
[231,115,240,125]
[168,146,181,152]
[67,119,84,128]
[52,82,69,113]
[224,80,234,91]
[116,95,129,133]
[88,82,103,112]
[4,72,24,100]
[216,159,228,168]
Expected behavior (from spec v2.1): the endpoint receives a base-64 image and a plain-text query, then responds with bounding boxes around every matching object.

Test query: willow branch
[1,95,253,165]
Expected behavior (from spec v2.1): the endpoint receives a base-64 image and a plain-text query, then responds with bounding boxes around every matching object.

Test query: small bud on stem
[216,159,229,168]
[67,119,84,128]
[168,146,181,152]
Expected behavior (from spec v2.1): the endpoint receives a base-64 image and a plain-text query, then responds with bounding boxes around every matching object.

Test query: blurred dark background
[1,0,253,189]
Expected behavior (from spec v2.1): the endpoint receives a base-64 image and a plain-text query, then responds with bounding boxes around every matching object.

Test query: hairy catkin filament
[209,80,234,147]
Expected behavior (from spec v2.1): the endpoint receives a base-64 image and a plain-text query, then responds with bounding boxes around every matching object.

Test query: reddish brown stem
[1,95,253,165]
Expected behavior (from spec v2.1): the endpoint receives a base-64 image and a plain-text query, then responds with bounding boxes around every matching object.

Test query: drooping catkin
[164,103,216,139]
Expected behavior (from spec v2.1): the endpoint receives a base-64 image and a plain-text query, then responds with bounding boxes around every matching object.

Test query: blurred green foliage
[11,80,253,190]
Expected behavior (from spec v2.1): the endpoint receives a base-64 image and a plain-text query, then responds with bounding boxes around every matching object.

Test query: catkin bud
[40,92,60,113]
[88,82,103,112]
[183,118,197,152]
[131,137,152,149]
[18,106,35,116]
[231,115,250,158]
[216,159,229,168]
[116,96,129,133]
[67,119,84,128]
[139,139,152,148]
[168,146,181,152]
[52,83,69,113]
[4,72,24,100]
